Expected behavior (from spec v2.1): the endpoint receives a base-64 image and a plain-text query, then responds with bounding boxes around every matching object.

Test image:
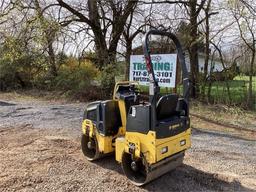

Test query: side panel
[155,129,191,162]
[97,100,121,136]
[118,100,127,129]
[82,119,114,154]
[124,131,156,164]
[122,128,191,165]
[126,105,151,134]
[96,134,114,154]
[115,137,125,162]
[156,117,189,139]
[155,128,191,145]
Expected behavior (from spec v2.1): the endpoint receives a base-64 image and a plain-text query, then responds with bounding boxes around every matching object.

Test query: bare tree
[200,0,219,99]
[230,0,256,109]
[122,4,150,80]
[140,0,208,98]
[33,0,58,77]
[56,0,139,68]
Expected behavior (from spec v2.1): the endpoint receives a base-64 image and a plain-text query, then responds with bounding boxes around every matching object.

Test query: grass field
[137,75,256,108]
[209,75,256,105]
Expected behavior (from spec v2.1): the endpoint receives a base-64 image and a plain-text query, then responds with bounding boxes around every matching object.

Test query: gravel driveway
[0,97,255,191]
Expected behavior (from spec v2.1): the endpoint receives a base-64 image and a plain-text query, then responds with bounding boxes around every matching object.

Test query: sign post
[129,54,177,88]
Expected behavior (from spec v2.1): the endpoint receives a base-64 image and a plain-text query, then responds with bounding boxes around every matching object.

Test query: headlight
[180,140,186,146]
[161,146,168,154]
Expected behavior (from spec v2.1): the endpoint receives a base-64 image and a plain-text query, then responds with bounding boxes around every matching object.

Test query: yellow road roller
[81,29,191,186]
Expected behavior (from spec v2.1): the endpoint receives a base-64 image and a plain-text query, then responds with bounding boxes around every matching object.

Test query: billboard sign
[129,54,177,88]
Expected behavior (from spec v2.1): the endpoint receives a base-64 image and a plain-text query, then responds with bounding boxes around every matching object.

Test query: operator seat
[155,94,189,138]
[156,94,179,120]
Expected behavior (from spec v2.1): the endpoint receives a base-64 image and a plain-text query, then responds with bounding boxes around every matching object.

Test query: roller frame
[122,151,184,186]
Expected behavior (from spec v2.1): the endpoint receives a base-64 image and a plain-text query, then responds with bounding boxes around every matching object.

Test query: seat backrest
[156,94,178,120]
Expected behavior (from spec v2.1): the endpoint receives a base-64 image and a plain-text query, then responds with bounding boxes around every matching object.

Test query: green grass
[235,75,256,90]
[137,75,256,107]
[208,75,256,105]
[138,85,179,94]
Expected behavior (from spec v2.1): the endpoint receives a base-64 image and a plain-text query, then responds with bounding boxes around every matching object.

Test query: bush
[99,64,116,97]
[0,37,47,90]
[51,60,98,92]
[73,85,103,101]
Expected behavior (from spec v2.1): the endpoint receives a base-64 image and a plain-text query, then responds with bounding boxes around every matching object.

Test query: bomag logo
[169,123,180,130]
[151,56,162,62]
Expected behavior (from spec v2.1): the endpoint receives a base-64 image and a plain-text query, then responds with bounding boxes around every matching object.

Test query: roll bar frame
[142,29,190,128]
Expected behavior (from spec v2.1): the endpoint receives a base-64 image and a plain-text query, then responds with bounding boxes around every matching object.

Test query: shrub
[74,85,103,101]
[51,60,98,92]
[99,64,116,97]
[0,37,47,90]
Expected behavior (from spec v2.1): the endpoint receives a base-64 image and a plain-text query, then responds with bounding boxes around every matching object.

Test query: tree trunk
[189,0,200,98]
[15,72,26,88]
[202,0,211,99]
[247,50,255,109]
[88,0,110,68]
[57,0,138,69]
[47,39,57,77]
[207,50,216,100]
[34,0,57,77]
[125,39,132,80]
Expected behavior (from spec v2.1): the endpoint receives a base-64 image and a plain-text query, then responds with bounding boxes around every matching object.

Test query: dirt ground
[0,93,256,192]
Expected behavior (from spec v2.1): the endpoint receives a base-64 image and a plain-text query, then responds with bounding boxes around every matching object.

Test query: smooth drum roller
[81,134,101,161]
[121,152,185,186]
[80,29,191,186]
